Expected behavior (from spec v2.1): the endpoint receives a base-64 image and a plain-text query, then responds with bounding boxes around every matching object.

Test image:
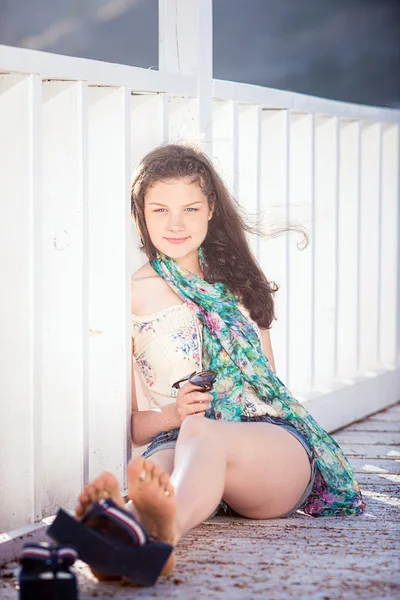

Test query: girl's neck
[174,249,203,278]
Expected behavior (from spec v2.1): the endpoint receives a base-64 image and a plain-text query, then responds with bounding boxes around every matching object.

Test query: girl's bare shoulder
[131,262,181,315]
[132,261,159,284]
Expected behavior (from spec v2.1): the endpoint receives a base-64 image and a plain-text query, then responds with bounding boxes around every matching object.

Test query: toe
[143,459,154,477]
[92,479,105,501]
[136,459,153,483]
[127,456,145,480]
[159,472,170,487]
[75,486,95,517]
[164,482,175,498]
[78,491,89,506]
[102,471,119,492]
[86,483,96,498]
[151,465,164,483]
[92,472,116,499]
[86,484,98,503]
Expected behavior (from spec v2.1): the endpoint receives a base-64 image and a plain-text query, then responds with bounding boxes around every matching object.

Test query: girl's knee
[149,449,175,474]
[178,415,212,439]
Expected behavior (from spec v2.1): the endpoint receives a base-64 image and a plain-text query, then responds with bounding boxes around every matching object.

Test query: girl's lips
[165,237,189,244]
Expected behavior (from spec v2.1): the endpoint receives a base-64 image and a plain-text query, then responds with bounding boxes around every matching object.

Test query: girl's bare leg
[128,416,312,551]
[171,417,311,542]
[145,448,175,474]
[125,449,174,522]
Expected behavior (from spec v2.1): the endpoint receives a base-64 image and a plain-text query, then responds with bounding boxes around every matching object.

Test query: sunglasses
[172,369,217,392]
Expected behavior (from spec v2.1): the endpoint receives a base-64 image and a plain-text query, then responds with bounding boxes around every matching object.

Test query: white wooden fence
[1,0,399,556]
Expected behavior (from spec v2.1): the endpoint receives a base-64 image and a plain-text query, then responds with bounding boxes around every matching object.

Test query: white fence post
[130,93,170,274]
[379,124,400,366]
[87,87,132,491]
[359,123,381,373]
[238,104,262,259]
[159,0,213,154]
[40,80,88,516]
[212,100,239,195]
[258,109,290,383]
[0,74,42,531]
[287,112,314,395]
[313,116,339,390]
[336,120,361,382]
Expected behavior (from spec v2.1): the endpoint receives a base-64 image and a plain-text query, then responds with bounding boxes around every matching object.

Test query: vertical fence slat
[168,97,201,145]
[0,74,41,530]
[40,81,88,516]
[359,122,381,373]
[337,120,361,381]
[212,100,239,195]
[238,104,261,259]
[88,87,131,490]
[130,93,169,274]
[397,128,400,366]
[380,124,399,366]
[313,116,339,390]
[258,110,290,383]
[287,112,314,395]
[130,94,169,170]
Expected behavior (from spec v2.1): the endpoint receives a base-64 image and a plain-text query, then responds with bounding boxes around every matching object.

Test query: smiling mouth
[165,237,189,242]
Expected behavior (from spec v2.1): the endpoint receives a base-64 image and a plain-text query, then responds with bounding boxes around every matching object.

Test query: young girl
[75,143,365,578]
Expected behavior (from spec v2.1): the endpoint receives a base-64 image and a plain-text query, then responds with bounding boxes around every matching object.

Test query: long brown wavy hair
[131,143,279,329]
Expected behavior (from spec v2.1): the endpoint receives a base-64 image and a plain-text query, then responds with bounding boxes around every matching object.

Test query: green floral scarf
[151,248,365,517]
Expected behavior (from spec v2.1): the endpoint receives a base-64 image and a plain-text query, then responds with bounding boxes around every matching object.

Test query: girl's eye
[153,207,199,213]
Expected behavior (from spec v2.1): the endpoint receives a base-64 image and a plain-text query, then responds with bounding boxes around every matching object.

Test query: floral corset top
[131,303,278,417]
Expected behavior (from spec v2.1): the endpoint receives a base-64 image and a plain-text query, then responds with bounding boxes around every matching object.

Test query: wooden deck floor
[1,403,399,599]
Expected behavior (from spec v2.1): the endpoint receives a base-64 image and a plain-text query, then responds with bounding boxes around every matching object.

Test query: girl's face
[144,178,213,261]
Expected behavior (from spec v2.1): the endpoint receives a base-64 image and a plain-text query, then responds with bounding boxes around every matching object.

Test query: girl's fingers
[180,383,211,397]
[190,403,211,414]
[176,394,211,410]
[186,392,212,404]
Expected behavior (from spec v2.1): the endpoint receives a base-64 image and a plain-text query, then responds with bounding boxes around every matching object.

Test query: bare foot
[127,457,177,575]
[74,471,126,582]
[75,471,125,518]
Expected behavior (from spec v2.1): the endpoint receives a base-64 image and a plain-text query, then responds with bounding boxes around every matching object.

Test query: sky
[0,0,399,107]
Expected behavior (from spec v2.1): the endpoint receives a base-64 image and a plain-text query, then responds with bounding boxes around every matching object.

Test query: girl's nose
[167,213,184,231]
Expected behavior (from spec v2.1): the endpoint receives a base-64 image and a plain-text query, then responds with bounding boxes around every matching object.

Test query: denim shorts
[142,414,317,518]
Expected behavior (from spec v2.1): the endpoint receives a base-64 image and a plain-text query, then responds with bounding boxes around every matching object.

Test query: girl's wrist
[161,402,180,429]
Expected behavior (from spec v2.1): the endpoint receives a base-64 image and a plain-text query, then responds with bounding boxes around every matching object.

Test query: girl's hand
[175,382,213,422]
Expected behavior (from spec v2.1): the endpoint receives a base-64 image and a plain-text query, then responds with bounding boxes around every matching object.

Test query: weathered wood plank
[334,430,400,444]
[345,420,400,432]
[348,458,400,473]
[202,510,400,531]
[360,488,400,508]
[366,412,400,422]
[356,471,400,484]
[340,443,400,457]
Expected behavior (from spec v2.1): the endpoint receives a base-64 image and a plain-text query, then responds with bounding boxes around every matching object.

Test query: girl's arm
[259,328,276,373]
[131,344,180,447]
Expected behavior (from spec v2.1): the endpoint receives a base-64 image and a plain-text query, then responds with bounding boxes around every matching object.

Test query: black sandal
[19,543,78,600]
[47,497,173,586]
